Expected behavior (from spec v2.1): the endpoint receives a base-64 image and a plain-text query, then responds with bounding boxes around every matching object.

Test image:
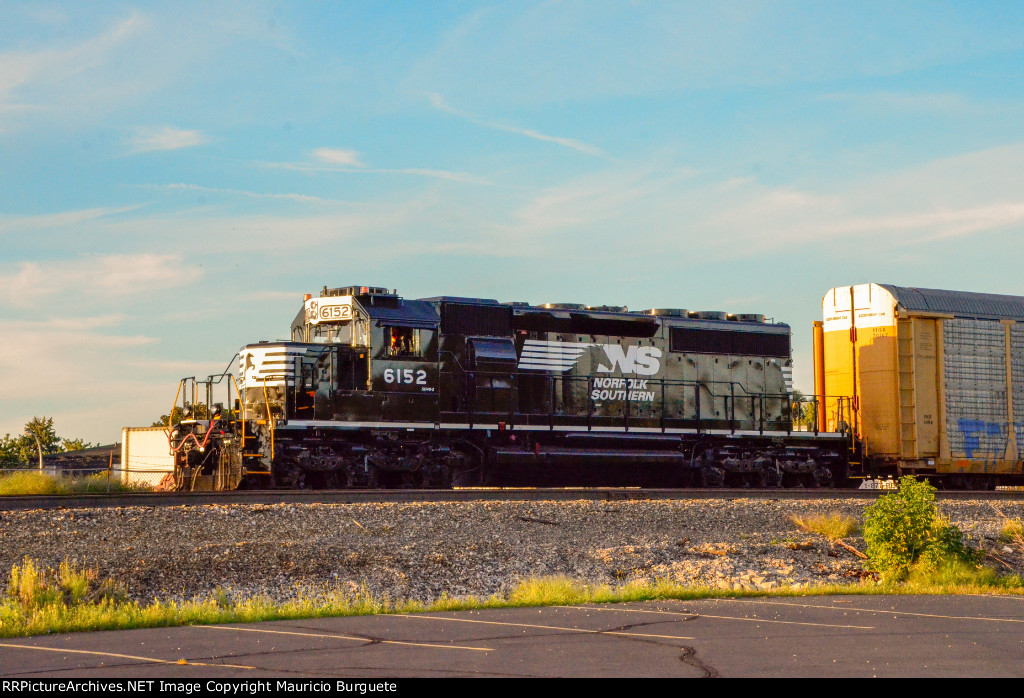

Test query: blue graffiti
[957,419,1006,458]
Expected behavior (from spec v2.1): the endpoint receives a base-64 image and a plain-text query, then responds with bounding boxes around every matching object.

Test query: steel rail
[1,487,1022,511]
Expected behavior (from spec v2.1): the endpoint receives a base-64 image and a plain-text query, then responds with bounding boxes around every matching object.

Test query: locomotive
[165,284,851,490]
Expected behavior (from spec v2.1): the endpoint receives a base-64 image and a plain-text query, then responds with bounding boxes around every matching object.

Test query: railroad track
[1,486,1022,511]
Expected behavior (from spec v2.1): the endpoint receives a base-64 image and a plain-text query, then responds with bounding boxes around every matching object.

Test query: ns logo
[304,300,319,322]
[596,345,662,376]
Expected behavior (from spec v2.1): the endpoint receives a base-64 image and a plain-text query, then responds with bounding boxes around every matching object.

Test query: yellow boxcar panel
[911,318,939,456]
[857,326,899,456]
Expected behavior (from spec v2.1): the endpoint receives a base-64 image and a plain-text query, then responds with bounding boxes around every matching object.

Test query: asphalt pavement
[2,595,1023,678]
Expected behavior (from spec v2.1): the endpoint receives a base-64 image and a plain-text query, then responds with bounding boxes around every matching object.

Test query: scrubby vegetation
[2,554,1023,639]
[789,512,859,540]
[0,563,870,639]
[0,471,150,496]
[862,476,986,581]
[1000,518,1024,544]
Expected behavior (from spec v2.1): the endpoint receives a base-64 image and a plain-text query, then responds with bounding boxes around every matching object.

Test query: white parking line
[707,598,1024,624]
[201,624,493,651]
[555,605,875,629]
[964,594,1024,603]
[398,613,694,640]
[0,642,257,670]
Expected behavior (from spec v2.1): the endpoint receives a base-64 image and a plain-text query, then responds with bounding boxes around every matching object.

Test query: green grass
[789,512,860,541]
[0,471,150,496]
[2,558,1023,639]
[1000,518,1024,543]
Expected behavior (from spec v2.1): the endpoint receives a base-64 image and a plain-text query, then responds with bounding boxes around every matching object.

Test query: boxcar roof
[880,284,1024,321]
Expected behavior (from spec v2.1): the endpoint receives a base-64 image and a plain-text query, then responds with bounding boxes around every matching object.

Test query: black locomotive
[167,285,851,490]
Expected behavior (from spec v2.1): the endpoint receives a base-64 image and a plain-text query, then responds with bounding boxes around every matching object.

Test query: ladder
[897,317,918,460]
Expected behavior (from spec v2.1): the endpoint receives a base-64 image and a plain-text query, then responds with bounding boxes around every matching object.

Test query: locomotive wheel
[451,466,478,487]
[811,467,833,488]
[700,465,725,487]
[781,472,804,488]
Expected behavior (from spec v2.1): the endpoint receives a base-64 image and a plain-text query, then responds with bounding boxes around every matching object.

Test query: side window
[311,323,352,344]
[386,327,421,357]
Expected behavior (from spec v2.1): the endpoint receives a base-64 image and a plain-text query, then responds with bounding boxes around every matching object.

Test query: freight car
[164,285,852,490]
[817,283,1024,489]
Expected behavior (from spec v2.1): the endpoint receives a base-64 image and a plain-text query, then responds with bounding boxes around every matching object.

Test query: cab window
[386,327,421,357]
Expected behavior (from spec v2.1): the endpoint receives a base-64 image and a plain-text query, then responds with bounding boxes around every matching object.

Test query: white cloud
[390,168,493,185]
[312,148,363,166]
[426,92,608,158]
[486,141,1024,262]
[0,204,145,232]
[149,183,347,205]
[409,4,1024,107]
[128,125,209,153]
[0,253,203,307]
[0,6,290,134]
[702,142,1024,249]
[260,159,494,186]
[0,317,164,442]
[0,13,150,127]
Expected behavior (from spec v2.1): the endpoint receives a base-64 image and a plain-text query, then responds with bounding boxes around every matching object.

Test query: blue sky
[2,1,1024,443]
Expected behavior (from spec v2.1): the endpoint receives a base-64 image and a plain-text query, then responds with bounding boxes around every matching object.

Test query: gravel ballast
[2,498,1023,604]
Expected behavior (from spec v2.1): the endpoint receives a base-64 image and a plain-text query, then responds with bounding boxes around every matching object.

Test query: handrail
[439,365,852,435]
[167,379,184,433]
[261,375,279,462]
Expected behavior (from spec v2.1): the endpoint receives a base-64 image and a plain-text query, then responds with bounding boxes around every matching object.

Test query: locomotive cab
[277,285,442,423]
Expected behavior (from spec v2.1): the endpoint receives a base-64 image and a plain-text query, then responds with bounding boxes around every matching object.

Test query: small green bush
[862,476,980,580]
[917,517,985,572]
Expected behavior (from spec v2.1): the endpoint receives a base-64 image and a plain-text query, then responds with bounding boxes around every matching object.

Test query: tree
[151,404,210,428]
[0,418,94,469]
[0,434,20,465]
[790,390,816,430]
[23,416,61,468]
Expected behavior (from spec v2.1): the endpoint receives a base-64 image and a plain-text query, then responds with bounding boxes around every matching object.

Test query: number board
[305,296,354,325]
[378,364,435,393]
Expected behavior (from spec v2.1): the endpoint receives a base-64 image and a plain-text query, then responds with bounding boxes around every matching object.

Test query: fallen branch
[986,551,1015,571]
[834,539,868,560]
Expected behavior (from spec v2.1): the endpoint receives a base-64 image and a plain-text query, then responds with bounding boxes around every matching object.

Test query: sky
[2,1,1024,444]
